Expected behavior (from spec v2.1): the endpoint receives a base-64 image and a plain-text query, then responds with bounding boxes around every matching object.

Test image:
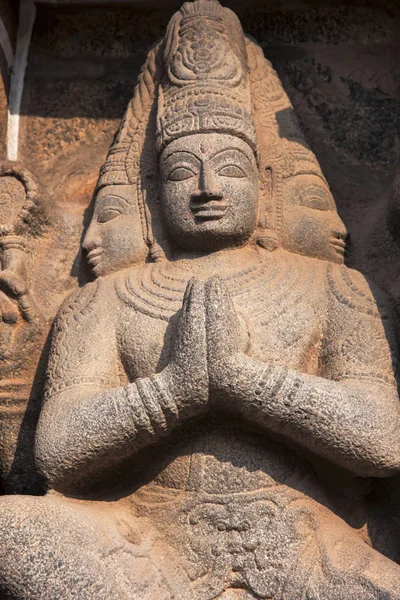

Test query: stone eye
[218,165,245,178]
[97,207,122,223]
[168,167,196,182]
[298,187,331,211]
[216,520,227,531]
[305,196,330,211]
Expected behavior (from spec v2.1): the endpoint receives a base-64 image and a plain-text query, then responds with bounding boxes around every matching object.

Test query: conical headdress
[156,0,256,153]
[95,0,339,257]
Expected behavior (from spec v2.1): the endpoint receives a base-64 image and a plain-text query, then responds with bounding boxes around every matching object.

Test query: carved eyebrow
[161,150,201,164]
[209,148,253,165]
[96,194,130,207]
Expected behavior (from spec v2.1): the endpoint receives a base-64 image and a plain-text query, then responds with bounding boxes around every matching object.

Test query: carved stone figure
[0,162,47,328]
[0,2,399,599]
[0,162,49,493]
[82,184,149,278]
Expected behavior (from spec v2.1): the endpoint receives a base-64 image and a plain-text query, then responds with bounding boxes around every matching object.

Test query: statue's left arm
[206,271,400,478]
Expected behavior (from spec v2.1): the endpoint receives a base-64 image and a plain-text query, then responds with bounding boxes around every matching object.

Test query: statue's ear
[256,230,280,252]
[254,164,282,251]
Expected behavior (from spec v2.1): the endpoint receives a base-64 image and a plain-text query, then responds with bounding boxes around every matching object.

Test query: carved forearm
[35,370,185,493]
[223,355,400,477]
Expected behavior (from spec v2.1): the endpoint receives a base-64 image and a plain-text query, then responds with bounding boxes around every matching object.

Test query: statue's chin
[168,227,253,253]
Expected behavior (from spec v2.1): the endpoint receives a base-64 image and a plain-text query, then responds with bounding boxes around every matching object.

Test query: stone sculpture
[0,1,399,598]
[83,184,149,278]
[0,162,49,493]
[0,162,46,328]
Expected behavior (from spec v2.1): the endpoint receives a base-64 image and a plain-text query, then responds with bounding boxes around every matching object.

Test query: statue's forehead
[283,174,336,209]
[160,133,255,162]
[95,184,134,205]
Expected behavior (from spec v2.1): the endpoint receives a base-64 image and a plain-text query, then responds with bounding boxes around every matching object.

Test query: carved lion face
[82,184,147,277]
[159,133,258,252]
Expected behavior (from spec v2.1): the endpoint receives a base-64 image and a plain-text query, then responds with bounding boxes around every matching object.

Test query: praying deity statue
[0,2,400,598]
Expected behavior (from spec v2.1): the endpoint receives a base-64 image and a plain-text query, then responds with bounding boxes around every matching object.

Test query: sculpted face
[159,133,258,252]
[280,175,347,264]
[82,185,147,277]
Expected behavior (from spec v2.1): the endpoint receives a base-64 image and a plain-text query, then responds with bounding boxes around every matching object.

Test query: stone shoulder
[53,274,123,330]
[46,277,121,397]
[326,262,386,319]
[53,280,102,329]
[322,262,398,386]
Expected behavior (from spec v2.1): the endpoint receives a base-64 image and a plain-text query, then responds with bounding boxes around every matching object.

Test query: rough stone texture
[0,0,400,597]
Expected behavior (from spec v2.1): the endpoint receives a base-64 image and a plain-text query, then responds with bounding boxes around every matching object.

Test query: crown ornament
[156,0,257,153]
[95,0,338,258]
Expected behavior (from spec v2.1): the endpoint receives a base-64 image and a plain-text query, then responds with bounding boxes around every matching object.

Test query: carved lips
[329,236,346,257]
[86,248,104,269]
[191,199,229,221]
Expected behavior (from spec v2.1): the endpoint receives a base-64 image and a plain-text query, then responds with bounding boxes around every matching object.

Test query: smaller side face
[0,176,26,226]
[82,185,148,277]
[159,133,258,252]
[280,175,347,264]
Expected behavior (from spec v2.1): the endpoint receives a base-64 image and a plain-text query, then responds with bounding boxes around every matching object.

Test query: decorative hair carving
[246,39,336,250]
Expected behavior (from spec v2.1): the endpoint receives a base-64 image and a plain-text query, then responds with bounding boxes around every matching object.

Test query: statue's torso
[42,247,393,597]
[113,249,328,496]
[110,250,337,596]
[116,249,327,381]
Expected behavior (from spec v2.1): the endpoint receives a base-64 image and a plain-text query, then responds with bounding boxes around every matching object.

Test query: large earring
[256,229,280,251]
[149,241,165,262]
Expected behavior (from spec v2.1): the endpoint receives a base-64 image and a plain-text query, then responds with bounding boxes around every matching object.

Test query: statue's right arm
[35,279,207,494]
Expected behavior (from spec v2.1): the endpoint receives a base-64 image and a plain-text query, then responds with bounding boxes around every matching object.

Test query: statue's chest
[115,258,326,380]
[243,296,323,372]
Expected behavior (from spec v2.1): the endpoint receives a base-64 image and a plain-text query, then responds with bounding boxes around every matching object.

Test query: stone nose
[226,531,244,555]
[331,213,348,240]
[192,163,223,202]
[82,225,100,252]
[228,541,243,555]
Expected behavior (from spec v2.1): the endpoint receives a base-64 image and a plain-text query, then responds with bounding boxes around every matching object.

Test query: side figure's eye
[218,164,245,178]
[298,186,332,211]
[303,196,330,211]
[98,207,122,223]
[168,167,196,182]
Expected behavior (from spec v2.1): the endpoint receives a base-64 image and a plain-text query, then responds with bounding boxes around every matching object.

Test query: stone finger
[0,295,18,324]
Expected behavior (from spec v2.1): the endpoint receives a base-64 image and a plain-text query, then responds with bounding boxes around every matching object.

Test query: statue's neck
[167,244,264,280]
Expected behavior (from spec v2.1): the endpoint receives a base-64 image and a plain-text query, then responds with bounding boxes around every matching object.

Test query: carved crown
[156,0,256,152]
